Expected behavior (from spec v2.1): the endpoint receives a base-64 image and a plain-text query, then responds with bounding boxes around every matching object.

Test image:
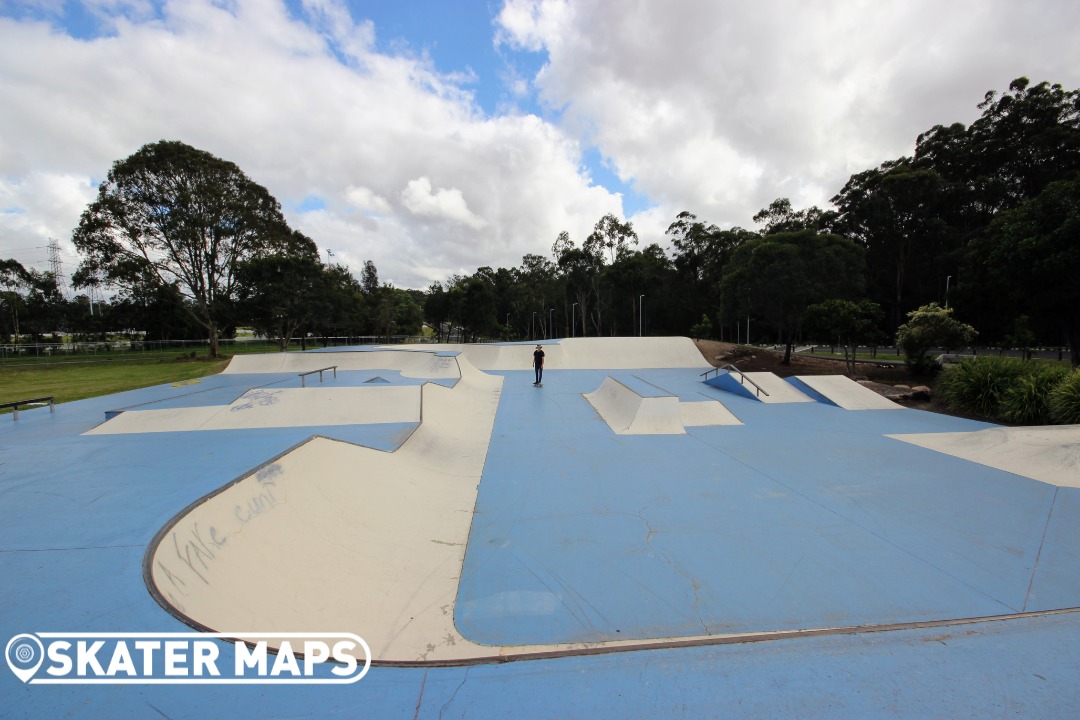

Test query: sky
[2,0,1079,291]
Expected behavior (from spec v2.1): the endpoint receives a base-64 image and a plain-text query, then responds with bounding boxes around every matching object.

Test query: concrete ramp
[223,349,460,381]
[707,371,815,403]
[888,425,1080,487]
[147,353,505,664]
[789,376,903,410]
[679,400,742,427]
[585,376,685,435]
[87,386,421,434]
[381,337,710,371]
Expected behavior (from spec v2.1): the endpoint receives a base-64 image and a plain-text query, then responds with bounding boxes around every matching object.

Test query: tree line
[1,77,1077,366]
[426,77,1080,366]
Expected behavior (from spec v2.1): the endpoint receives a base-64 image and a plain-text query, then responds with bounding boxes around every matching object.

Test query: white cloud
[498,0,1080,232]
[401,176,486,230]
[0,0,621,288]
[344,185,391,215]
[3,0,1079,291]
[0,172,96,268]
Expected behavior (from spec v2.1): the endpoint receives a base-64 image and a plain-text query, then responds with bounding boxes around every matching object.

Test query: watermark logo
[4,632,370,685]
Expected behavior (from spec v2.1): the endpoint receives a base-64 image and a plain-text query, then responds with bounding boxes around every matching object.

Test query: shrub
[896,303,977,374]
[1000,365,1070,425]
[936,357,1027,417]
[1049,370,1080,425]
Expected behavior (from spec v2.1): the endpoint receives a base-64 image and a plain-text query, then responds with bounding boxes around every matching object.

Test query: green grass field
[0,356,230,409]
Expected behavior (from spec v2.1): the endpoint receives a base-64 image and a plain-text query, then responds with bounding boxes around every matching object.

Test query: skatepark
[3,336,1080,717]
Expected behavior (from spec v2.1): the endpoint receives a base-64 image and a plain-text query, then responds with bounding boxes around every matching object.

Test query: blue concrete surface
[456,370,1074,647]
[3,360,1080,718]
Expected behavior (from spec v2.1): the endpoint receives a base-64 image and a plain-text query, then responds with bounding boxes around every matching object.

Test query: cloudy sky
[2,0,1078,290]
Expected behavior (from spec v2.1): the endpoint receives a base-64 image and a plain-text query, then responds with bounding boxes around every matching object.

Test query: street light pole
[639,295,644,337]
[945,275,952,308]
[549,308,554,339]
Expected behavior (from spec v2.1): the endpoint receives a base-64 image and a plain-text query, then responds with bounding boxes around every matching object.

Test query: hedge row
[936,357,1080,424]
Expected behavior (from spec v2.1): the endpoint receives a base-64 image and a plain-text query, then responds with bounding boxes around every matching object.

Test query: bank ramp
[585,375,740,434]
[705,370,815,403]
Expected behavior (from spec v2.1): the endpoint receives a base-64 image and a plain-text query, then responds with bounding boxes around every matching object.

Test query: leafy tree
[720,230,866,363]
[803,299,884,374]
[604,244,675,336]
[391,288,424,337]
[514,254,559,339]
[689,313,714,339]
[587,213,638,264]
[235,231,324,350]
[831,160,951,329]
[554,232,603,336]
[753,198,832,234]
[0,259,65,342]
[71,140,294,356]
[896,303,977,373]
[311,264,364,342]
[424,281,452,341]
[360,260,379,296]
[969,176,1080,367]
[666,211,752,334]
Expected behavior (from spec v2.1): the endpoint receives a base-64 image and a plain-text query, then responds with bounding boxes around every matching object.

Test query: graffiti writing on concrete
[230,389,280,412]
[154,463,286,612]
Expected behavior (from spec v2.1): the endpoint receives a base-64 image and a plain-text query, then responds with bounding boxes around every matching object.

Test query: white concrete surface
[223,349,460,380]
[888,426,1080,487]
[680,400,742,427]
[585,378,743,434]
[381,336,710,371]
[741,372,816,403]
[87,386,421,434]
[149,354,502,663]
[584,377,686,435]
[793,375,903,410]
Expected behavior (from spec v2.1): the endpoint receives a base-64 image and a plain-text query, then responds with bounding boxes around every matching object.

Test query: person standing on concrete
[533,344,545,386]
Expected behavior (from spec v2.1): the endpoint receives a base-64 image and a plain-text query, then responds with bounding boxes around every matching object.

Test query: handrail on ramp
[2,395,55,421]
[700,364,770,397]
[299,366,337,387]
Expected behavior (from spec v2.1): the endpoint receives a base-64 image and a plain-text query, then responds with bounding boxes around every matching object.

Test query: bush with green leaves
[936,357,1027,418]
[938,357,1074,423]
[1001,365,1070,425]
[1049,370,1080,424]
[895,303,977,374]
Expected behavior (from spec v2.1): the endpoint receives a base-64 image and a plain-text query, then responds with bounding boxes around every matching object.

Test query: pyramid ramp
[584,376,686,435]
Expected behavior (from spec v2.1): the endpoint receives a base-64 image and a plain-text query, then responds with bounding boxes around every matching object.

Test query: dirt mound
[693,340,907,382]
[688,339,959,415]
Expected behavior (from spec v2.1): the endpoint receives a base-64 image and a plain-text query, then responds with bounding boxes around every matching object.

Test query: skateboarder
[533,344,545,386]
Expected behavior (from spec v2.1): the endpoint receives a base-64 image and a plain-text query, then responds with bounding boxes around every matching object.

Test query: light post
[549,308,554,339]
[572,303,578,338]
[945,275,952,308]
[639,295,644,337]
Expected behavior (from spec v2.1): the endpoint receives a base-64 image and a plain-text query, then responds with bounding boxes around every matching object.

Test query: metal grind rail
[700,364,770,397]
[2,395,55,420]
[299,366,338,387]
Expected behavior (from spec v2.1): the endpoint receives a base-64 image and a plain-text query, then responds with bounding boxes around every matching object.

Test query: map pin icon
[5,634,44,683]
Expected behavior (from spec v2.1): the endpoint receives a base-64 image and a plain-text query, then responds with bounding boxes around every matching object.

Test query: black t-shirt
[533,348,545,367]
